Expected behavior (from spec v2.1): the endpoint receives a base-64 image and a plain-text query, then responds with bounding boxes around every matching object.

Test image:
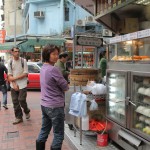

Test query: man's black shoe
[3,105,8,109]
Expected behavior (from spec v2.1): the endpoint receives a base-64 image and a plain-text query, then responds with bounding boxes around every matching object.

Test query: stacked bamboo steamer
[69,68,100,86]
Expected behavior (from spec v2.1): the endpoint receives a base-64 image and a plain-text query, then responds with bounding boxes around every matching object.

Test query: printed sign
[0,30,6,44]
[76,36,103,47]
[122,34,130,41]
[138,29,150,39]
[129,32,137,40]
[109,35,121,43]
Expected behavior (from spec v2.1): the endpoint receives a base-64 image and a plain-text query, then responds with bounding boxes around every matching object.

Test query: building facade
[22,0,93,36]
[4,0,23,37]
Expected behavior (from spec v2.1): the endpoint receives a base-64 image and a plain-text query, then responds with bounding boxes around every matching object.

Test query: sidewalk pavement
[0,91,72,150]
[0,91,123,150]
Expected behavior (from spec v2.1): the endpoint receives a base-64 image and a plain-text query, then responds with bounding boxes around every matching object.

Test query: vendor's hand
[12,82,19,91]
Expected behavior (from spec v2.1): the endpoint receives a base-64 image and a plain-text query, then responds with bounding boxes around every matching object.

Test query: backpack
[9,58,29,84]
[10,57,24,70]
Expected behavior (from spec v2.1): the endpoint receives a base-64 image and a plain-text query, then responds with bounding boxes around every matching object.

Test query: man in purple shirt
[36,44,69,150]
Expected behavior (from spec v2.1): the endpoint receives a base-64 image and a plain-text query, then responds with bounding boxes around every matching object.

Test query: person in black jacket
[0,57,8,109]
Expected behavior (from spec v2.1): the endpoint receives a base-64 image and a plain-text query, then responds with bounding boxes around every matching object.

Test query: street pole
[73,3,76,69]
[73,25,76,69]
[14,0,17,46]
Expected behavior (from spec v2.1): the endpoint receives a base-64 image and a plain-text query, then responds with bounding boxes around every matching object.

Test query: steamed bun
[138,87,146,95]
[144,88,150,97]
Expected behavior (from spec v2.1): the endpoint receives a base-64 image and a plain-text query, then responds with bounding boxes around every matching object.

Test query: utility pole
[14,0,17,46]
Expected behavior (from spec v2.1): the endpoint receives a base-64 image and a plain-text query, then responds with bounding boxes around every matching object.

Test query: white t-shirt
[7,57,28,89]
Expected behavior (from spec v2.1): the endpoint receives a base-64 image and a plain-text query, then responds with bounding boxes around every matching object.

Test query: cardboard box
[117,18,139,34]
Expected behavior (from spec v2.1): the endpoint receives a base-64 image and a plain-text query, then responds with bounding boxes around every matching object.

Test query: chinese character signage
[0,30,6,44]
[76,35,103,47]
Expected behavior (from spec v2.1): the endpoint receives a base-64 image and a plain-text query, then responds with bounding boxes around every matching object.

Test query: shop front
[18,37,66,62]
[0,37,66,62]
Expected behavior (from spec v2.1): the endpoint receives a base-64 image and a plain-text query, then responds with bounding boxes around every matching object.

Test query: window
[65,7,69,21]
[28,65,40,73]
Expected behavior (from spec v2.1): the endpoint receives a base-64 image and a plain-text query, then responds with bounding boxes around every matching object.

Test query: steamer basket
[70,68,100,86]
[70,68,99,75]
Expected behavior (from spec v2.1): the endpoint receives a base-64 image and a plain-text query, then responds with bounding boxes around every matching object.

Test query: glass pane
[28,65,40,73]
[132,37,150,61]
[109,41,132,61]
[109,37,150,62]
[132,75,150,136]
[107,73,126,124]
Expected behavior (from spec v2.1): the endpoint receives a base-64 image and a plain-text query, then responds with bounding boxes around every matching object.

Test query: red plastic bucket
[97,133,108,147]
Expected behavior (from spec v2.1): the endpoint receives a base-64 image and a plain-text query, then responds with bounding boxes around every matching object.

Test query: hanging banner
[0,30,6,44]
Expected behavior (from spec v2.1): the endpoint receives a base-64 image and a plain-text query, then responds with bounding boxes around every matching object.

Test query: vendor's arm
[52,67,69,92]
[8,73,28,82]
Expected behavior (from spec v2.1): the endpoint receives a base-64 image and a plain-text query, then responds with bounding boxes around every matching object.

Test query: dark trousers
[11,88,30,119]
[0,83,7,105]
[37,106,64,149]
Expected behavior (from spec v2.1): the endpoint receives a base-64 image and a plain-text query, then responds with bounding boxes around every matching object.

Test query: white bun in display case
[118,108,125,115]
[139,115,146,122]
[144,88,150,97]
[145,119,150,125]
[143,108,150,117]
[138,87,146,95]
[136,106,146,113]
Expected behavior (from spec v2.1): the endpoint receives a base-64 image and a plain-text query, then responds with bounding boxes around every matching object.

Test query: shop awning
[18,38,66,52]
[0,37,66,52]
[0,41,23,51]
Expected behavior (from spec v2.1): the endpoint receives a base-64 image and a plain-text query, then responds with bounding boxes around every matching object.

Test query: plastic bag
[91,84,107,95]
[89,99,98,111]
[86,81,96,91]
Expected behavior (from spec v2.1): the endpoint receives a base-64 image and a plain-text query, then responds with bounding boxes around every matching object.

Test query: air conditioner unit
[34,11,45,18]
[87,16,94,22]
[102,29,112,37]
[76,19,85,26]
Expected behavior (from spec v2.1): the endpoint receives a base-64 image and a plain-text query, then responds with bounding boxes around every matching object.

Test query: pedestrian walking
[36,44,69,150]
[7,46,30,125]
[0,57,8,109]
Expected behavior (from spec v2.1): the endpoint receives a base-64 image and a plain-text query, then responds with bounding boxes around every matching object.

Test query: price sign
[110,36,122,44]
[129,32,137,40]
[138,29,150,39]
[122,34,130,41]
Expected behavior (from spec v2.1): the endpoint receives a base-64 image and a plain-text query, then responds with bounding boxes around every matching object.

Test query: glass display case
[75,52,94,68]
[130,72,150,141]
[109,37,150,62]
[106,29,150,150]
[107,70,128,127]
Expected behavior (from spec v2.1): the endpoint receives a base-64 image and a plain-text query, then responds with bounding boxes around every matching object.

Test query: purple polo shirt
[40,64,68,108]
